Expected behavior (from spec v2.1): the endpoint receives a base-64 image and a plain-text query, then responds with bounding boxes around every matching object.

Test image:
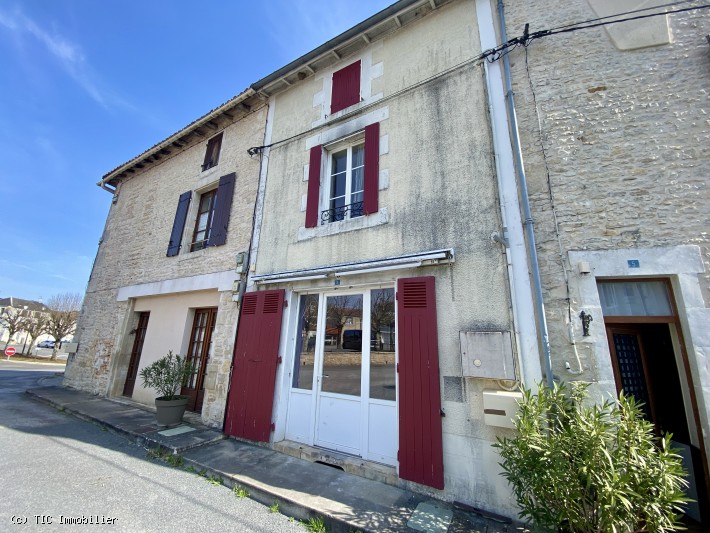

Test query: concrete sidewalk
[27,384,521,533]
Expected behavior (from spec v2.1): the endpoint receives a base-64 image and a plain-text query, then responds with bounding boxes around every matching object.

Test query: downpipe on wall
[476,0,551,389]
[475,0,544,390]
[495,0,553,389]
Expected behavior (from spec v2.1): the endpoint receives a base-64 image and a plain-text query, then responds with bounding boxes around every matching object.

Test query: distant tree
[326,295,361,349]
[45,292,83,360]
[0,306,29,349]
[24,312,49,355]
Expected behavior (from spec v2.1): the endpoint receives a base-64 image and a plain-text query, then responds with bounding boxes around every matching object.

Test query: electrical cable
[544,0,698,33]
[247,2,709,155]
[482,2,710,62]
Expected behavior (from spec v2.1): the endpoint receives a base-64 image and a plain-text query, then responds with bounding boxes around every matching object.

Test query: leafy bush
[494,383,689,532]
[139,351,194,400]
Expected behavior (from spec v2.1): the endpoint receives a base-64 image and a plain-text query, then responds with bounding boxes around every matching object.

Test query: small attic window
[202,132,223,172]
[331,60,361,114]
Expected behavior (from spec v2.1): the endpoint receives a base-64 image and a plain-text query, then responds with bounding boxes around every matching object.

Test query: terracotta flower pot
[154,396,189,426]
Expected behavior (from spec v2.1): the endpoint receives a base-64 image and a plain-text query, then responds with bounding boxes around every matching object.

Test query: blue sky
[0,0,393,303]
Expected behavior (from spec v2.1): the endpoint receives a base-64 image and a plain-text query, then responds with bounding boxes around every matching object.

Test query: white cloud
[0,7,131,111]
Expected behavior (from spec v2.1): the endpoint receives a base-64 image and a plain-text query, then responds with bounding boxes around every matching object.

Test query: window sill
[177,245,214,262]
[199,165,219,179]
[297,208,389,242]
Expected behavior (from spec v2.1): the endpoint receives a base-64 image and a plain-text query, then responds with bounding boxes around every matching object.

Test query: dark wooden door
[182,307,217,413]
[123,312,150,397]
[607,326,657,425]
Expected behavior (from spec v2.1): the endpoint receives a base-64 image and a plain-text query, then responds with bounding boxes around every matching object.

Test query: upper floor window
[305,122,379,229]
[331,60,361,114]
[166,172,236,257]
[190,189,217,251]
[202,133,223,172]
[327,141,365,223]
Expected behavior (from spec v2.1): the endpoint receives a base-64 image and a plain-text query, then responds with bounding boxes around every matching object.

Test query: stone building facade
[62,0,710,522]
[64,92,267,426]
[502,0,710,518]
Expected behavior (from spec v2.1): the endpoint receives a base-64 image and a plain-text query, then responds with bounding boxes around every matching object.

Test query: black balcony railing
[321,201,363,224]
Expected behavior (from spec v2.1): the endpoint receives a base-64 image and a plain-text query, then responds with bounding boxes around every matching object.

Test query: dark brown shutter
[202,132,223,171]
[207,173,235,247]
[363,122,379,215]
[331,60,361,114]
[166,191,191,257]
[397,276,445,490]
[224,290,286,442]
[305,145,322,228]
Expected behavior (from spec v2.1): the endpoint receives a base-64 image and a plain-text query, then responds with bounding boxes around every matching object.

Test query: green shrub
[139,350,194,400]
[494,383,689,532]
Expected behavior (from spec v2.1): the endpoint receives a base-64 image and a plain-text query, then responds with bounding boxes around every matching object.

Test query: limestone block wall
[500,1,710,381]
[65,106,267,422]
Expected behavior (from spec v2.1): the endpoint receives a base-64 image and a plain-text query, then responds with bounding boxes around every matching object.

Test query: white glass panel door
[315,294,363,454]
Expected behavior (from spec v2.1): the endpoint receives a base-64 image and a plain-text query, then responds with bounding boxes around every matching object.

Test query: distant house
[0,297,54,350]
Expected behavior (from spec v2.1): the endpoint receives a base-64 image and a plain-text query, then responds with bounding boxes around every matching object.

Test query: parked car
[342,330,384,351]
[37,340,55,349]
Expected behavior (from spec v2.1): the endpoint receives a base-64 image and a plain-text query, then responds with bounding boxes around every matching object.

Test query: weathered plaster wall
[65,107,266,426]
[256,0,520,515]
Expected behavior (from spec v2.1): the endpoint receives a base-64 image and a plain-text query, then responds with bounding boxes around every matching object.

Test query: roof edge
[99,87,256,186]
[252,0,421,90]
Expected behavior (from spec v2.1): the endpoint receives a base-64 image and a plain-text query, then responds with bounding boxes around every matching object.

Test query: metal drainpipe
[497,0,553,389]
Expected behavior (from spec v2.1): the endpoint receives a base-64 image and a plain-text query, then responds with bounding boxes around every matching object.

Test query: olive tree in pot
[139,351,194,426]
[495,382,690,533]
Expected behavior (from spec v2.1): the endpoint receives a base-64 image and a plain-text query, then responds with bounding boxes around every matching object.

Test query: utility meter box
[482,389,522,429]
[460,331,515,380]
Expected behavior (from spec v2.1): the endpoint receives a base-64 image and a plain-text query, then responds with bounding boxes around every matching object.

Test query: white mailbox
[482,389,522,429]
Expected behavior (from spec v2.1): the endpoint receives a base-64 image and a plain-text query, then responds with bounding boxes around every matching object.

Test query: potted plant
[139,351,194,426]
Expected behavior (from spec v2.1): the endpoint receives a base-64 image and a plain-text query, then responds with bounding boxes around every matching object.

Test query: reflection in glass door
[285,288,398,465]
[315,294,363,454]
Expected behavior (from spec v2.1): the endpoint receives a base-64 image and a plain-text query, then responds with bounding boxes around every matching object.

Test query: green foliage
[494,383,689,532]
[206,474,223,486]
[164,454,184,468]
[184,465,196,474]
[303,516,326,533]
[233,485,250,498]
[139,350,194,400]
[269,502,279,513]
[146,447,163,460]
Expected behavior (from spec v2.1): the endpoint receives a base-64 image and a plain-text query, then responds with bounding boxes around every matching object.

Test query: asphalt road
[0,360,307,533]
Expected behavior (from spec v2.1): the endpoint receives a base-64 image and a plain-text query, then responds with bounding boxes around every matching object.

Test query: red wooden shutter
[363,122,379,215]
[305,145,322,228]
[397,276,444,490]
[224,289,285,442]
[207,172,235,247]
[331,60,361,114]
[166,191,191,257]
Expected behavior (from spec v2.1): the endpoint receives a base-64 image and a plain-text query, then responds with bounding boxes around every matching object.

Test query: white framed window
[323,136,365,223]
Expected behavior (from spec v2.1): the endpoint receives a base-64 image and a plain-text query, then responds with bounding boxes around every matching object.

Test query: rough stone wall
[501,2,710,380]
[65,106,267,413]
